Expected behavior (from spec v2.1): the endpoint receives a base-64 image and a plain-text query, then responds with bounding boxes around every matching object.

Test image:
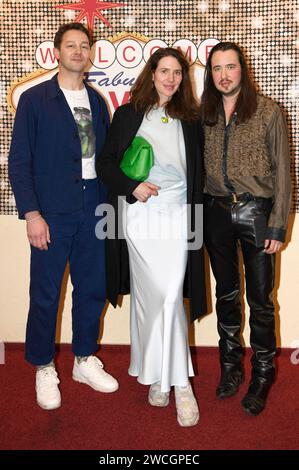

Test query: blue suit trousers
[25,179,106,365]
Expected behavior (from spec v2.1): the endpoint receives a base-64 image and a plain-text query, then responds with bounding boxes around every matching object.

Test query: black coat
[97,103,207,321]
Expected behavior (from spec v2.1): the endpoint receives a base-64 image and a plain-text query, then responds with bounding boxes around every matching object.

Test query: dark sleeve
[8,93,40,219]
[99,95,110,135]
[266,105,291,242]
[195,120,205,200]
[96,106,140,201]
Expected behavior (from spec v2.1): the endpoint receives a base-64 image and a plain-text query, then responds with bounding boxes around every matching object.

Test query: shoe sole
[177,413,200,427]
[242,405,263,416]
[37,400,61,410]
[72,373,119,393]
[216,375,245,399]
[241,398,265,416]
[217,388,240,399]
[148,395,169,407]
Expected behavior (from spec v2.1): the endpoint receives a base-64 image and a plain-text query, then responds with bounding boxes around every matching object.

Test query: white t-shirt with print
[61,86,97,179]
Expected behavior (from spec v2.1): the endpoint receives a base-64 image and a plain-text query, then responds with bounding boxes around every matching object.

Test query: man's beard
[220,83,241,97]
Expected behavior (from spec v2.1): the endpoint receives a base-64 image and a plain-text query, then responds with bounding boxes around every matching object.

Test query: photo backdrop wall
[1,0,298,213]
[0,0,298,347]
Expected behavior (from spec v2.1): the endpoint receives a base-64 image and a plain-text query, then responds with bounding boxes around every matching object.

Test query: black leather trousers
[204,194,276,382]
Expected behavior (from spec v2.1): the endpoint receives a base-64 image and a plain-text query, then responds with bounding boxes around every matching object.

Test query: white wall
[0,214,298,348]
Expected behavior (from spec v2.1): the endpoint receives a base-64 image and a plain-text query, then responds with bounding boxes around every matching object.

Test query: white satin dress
[123,108,194,393]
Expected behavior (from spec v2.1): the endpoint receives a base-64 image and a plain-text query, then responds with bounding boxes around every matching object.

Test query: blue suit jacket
[9,73,110,218]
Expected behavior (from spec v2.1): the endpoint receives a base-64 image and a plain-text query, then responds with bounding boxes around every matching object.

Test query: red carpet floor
[0,346,298,450]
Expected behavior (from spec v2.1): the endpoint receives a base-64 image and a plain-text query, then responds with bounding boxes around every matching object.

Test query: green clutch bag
[120,136,154,181]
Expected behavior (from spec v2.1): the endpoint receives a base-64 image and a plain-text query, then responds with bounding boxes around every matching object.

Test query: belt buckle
[232,193,238,203]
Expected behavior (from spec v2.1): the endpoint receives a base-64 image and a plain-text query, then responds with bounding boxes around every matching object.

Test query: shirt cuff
[266,226,286,242]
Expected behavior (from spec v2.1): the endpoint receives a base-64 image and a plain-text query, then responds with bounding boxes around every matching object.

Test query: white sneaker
[36,366,61,410]
[148,382,170,407]
[72,356,119,393]
[175,382,200,427]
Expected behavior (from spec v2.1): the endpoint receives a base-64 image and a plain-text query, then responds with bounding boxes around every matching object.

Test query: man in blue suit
[9,23,118,410]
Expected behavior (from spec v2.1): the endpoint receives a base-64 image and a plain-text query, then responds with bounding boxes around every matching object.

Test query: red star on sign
[55,0,125,30]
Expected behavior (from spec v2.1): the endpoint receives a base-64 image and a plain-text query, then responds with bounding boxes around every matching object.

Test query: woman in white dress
[97,48,206,427]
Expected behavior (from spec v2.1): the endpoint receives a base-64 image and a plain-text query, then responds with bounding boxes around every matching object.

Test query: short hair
[54,22,93,49]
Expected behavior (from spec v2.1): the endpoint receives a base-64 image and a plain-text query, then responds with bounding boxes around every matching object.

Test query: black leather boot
[216,367,245,399]
[215,300,244,399]
[241,375,273,416]
[215,284,244,399]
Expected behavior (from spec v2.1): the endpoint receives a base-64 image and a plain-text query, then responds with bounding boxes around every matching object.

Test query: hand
[264,239,283,254]
[132,182,160,203]
[25,211,51,250]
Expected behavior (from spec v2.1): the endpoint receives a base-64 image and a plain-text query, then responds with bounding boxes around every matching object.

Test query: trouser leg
[241,239,276,381]
[26,236,71,365]
[240,238,276,415]
[204,198,243,371]
[69,179,106,357]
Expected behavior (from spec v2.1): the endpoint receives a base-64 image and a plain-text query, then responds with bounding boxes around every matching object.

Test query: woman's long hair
[200,42,257,125]
[130,47,199,121]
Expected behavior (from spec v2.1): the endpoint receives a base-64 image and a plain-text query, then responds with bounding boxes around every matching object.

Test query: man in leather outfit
[200,42,291,415]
